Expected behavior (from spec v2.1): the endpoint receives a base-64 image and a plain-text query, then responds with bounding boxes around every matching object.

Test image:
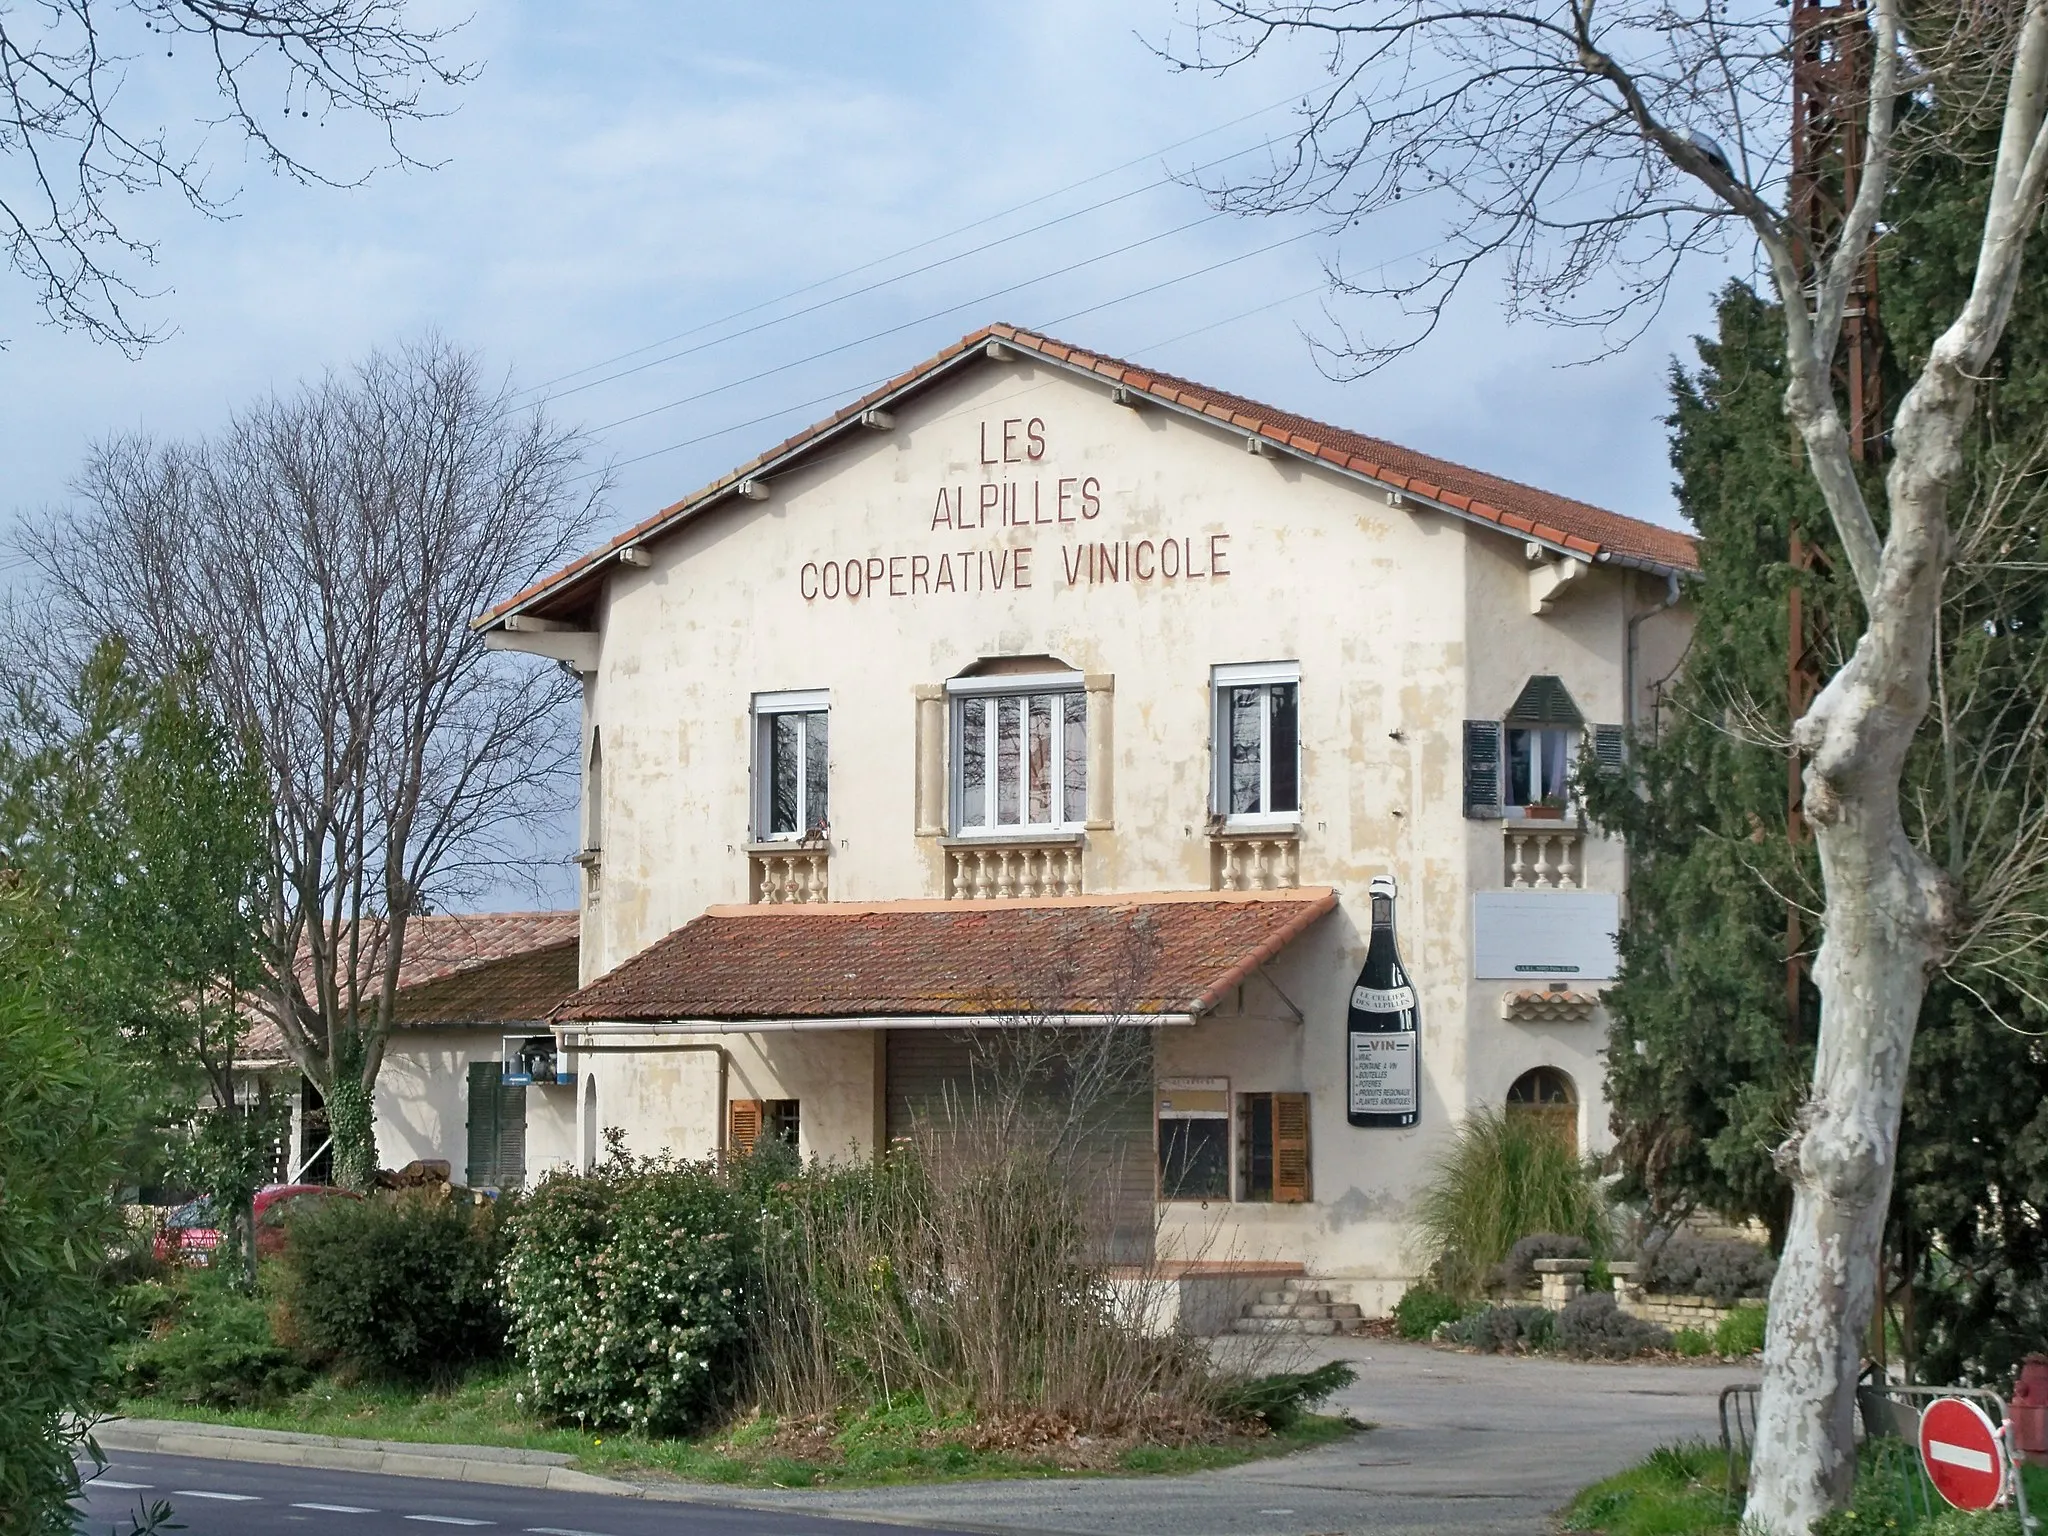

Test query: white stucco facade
[484,331,1692,1309]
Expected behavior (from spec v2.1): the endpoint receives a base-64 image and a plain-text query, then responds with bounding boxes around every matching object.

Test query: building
[240,911,580,1190]
[477,324,1695,1310]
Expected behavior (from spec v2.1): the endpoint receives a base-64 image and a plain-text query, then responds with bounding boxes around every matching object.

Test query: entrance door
[885,1029,1155,1264]
[466,1061,528,1192]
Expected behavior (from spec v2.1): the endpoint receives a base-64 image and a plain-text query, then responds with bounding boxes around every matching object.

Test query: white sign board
[1472,892,1621,981]
[1348,1032,1418,1116]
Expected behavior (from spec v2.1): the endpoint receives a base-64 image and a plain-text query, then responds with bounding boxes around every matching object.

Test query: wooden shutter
[1592,723,1625,774]
[465,1061,500,1189]
[728,1099,765,1157]
[495,1077,528,1191]
[1273,1092,1311,1204]
[1463,720,1504,819]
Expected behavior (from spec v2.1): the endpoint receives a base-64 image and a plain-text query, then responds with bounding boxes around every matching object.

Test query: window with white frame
[949,674,1086,834]
[753,690,829,840]
[1212,662,1301,822]
[1505,725,1576,810]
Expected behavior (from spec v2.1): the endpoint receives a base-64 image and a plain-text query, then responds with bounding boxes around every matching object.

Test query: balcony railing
[1210,828,1301,891]
[749,844,831,904]
[945,838,1083,899]
[1502,821,1583,889]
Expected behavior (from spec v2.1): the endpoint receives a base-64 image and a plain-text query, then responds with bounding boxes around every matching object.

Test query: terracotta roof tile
[239,911,579,1062]
[475,324,1697,629]
[552,889,1337,1024]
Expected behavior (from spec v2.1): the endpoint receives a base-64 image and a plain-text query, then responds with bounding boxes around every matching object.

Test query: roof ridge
[477,323,1696,627]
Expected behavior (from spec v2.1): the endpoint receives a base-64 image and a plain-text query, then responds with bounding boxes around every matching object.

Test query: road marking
[173,1490,261,1501]
[91,1480,153,1489]
[293,1504,377,1514]
[1929,1440,1997,1474]
[526,1528,615,1536]
[403,1519,494,1527]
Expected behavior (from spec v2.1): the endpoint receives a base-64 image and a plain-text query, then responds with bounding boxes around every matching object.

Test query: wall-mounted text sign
[797,417,1231,603]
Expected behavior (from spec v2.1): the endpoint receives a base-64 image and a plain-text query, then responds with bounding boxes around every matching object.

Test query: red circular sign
[1920,1397,2008,1512]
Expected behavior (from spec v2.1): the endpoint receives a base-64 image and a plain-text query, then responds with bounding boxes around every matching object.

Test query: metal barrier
[1719,1383,1759,1515]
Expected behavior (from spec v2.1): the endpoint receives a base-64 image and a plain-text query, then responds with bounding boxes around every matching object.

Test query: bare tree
[0,2,469,352]
[11,337,606,1187]
[1163,4,2048,1527]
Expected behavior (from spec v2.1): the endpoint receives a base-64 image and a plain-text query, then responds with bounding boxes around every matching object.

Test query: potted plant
[1523,792,1567,821]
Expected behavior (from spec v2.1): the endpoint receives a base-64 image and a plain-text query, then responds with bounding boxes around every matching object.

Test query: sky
[0,1,1739,910]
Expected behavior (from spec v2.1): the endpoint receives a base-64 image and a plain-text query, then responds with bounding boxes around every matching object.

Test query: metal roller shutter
[885,1028,1154,1264]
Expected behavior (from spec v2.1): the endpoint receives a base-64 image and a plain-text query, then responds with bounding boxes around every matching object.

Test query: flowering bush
[501,1154,756,1433]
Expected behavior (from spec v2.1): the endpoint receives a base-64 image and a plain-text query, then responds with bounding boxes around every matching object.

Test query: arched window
[1506,1066,1578,1152]
[584,730,603,852]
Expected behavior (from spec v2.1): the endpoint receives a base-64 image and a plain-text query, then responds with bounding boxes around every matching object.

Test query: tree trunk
[1747,795,1938,1527]
[1747,341,1963,1534]
[326,1066,379,1190]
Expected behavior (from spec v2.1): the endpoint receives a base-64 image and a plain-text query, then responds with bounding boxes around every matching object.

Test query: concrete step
[1233,1316,1342,1336]
[1249,1302,1338,1319]
[1259,1287,1332,1306]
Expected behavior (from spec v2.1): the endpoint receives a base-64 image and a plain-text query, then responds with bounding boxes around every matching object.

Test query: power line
[533,136,1283,410]
[514,88,1312,401]
[584,207,1234,437]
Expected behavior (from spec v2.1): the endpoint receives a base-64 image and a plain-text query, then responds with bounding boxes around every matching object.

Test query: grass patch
[1562,1441,1736,1536]
[1565,1441,2048,1536]
[116,1373,1361,1488]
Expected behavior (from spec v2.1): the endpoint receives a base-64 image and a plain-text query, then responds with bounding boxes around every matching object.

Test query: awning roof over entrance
[552,888,1337,1027]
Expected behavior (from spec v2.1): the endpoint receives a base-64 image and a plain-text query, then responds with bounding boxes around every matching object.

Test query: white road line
[403,1518,494,1527]
[173,1490,261,1501]
[293,1504,377,1514]
[1929,1439,1997,1474]
[90,1480,153,1489]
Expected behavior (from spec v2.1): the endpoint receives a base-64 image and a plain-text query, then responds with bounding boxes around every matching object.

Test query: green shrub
[1670,1326,1713,1357]
[1412,1109,1609,1297]
[1637,1233,1775,1304]
[1445,1303,1556,1352]
[1214,1362,1357,1431]
[1714,1303,1767,1356]
[502,1155,756,1433]
[278,1191,506,1383]
[1393,1286,1466,1340]
[117,1272,308,1407]
[1554,1292,1671,1358]
[0,891,136,1535]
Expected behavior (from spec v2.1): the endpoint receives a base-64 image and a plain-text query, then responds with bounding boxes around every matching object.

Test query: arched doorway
[1506,1066,1578,1153]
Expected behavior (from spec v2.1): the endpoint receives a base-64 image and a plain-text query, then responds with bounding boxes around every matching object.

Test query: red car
[154,1184,360,1264]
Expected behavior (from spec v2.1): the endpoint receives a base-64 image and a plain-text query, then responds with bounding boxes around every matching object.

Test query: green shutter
[1592,723,1626,774]
[466,1060,499,1189]
[1505,675,1584,726]
[1463,720,1503,819]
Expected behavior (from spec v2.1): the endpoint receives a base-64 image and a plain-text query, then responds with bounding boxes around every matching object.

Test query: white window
[1505,726,1576,811]
[948,674,1086,835]
[753,690,829,840]
[1212,662,1301,823]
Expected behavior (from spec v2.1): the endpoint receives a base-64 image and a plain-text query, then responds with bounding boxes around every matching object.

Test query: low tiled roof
[239,911,580,1063]
[552,889,1337,1024]
[477,323,1696,629]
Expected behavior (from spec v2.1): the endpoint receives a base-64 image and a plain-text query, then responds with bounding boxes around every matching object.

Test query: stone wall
[1620,1292,1741,1331]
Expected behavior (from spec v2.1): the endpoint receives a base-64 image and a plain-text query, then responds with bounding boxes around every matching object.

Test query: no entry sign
[1920,1397,2009,1512]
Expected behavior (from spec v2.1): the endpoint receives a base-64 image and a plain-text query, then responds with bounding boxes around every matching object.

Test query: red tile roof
[477,323,1696,629]
[551,889,1337,1024]
[239,912,580,1062]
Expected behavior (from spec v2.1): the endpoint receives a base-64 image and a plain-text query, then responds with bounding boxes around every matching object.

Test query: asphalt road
[71,1452,984,1536]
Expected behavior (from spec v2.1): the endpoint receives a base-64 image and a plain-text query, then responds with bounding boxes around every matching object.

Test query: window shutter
[495,1078,528,1191]
[1592,723,1625,774]
[1463,720,1504,819]
[1273,1092,1311,1204]
[728,1099,765,1157]
[465,1061,499,1189]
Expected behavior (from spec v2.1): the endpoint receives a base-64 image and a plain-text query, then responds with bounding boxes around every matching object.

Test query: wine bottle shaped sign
[1347,874,1419,1128]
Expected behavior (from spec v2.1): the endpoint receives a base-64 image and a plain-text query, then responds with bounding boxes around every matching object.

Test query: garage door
[885,1028,1154,1264]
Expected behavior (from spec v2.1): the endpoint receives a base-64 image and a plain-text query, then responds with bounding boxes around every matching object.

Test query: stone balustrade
[1503,822,1583,888]
[946,840,1083,899]
[1211,832,1301,891]
[749,845,830,904]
